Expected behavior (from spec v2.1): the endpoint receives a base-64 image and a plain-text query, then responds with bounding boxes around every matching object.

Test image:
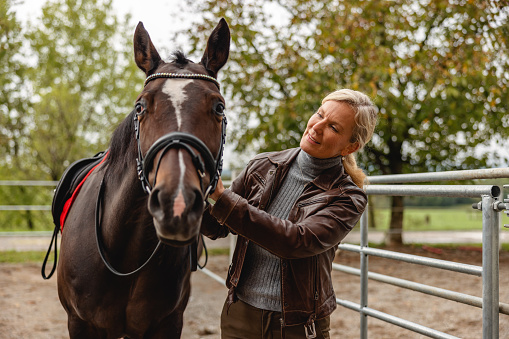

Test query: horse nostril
[192,189,204,212]
[148,188,164,220]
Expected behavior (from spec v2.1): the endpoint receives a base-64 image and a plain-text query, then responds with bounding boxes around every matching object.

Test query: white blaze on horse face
[162,79,193,130]
[172,150,187,218]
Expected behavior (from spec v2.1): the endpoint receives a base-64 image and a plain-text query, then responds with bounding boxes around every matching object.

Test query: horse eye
[135,103,144,114]
[214,103,225,116]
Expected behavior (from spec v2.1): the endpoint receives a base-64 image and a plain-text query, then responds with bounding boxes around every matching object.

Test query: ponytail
[343,154,366,188]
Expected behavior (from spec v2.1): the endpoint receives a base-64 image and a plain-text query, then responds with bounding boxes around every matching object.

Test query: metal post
[482,194,500,339]
[360,207,369,339]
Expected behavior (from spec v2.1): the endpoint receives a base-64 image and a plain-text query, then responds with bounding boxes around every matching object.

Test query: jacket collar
[267,148,346,191]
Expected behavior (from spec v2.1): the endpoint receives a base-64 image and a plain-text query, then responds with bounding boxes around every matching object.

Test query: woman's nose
[312,120,325,133]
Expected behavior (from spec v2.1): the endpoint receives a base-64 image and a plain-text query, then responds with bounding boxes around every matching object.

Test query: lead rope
[41,225,59,279]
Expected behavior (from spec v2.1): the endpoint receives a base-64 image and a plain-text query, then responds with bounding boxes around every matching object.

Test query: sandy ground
[0,246,508,339]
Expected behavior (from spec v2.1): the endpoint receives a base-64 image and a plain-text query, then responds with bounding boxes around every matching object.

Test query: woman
[201,89,378,338]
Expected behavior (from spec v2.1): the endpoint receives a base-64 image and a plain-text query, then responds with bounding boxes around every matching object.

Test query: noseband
[135,72,227,202]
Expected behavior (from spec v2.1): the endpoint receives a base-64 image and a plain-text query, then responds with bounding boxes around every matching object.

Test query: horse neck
[101,160,154,238]
[99,165,189,270]
[103,114,144,219]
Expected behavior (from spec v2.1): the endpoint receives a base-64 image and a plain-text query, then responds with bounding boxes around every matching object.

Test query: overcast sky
[14,0,189,48]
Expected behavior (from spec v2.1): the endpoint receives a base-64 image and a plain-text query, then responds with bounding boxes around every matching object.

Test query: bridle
[135,72,227,201]
[95,72,226,277]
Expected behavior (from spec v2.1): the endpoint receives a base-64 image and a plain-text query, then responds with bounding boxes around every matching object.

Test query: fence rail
[334,167,508,339]
[368,167,509,184]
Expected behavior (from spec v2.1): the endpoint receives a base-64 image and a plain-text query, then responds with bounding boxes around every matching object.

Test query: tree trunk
[387,195,404,245]
[18,186,35,230]
[25,210,34,230]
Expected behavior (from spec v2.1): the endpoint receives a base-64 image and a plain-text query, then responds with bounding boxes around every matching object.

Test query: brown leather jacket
[201,148,367,327]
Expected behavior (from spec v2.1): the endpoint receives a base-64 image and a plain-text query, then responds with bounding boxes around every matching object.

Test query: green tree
[178,0,509,245]
[0,0,145,231]
[25,0,143,180]
[0,0,29,173]
[0,0,41,230]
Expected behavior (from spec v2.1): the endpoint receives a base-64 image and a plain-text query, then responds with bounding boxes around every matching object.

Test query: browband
[144,72,220,89]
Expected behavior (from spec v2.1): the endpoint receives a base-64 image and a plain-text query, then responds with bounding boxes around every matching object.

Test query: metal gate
[334,168,509,339]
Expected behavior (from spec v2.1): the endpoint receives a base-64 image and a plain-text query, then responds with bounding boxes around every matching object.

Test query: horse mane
[106,108,137,173]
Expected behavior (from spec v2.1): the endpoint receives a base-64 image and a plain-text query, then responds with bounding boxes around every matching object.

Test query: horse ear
[201,18,230,78]
[134,22,162,76]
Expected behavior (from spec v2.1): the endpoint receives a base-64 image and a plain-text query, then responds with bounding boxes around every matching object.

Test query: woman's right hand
[210,177,225,201]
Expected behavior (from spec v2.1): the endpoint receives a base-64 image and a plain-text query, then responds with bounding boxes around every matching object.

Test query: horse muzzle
[148,185,203,245]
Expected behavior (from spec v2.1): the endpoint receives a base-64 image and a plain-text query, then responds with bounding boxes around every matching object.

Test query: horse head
[133,19,230,246]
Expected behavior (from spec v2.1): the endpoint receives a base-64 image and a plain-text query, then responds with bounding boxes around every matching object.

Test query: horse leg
[67,315,107,339]
[148,286,189,339]
[146,313,184,339]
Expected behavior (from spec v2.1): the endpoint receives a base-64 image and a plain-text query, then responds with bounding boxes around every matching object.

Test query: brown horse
[56,19,230,338]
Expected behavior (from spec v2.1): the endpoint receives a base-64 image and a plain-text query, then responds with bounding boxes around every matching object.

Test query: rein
[95,72,225,277]
[95,177,162,276]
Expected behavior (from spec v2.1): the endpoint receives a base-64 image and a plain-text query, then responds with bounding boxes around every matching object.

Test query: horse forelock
[170,50,189,66]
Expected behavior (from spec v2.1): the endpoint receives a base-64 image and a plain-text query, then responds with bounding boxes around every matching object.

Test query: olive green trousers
[220,299,331,339]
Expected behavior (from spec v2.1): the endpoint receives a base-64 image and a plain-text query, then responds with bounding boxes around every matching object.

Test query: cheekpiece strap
[144,72,220,89]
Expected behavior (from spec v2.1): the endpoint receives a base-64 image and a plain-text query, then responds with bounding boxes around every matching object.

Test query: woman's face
[300,100,359,159]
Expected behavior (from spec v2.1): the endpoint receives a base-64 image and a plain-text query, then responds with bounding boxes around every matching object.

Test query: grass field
[0,250,48,263]
[367,205,506,231]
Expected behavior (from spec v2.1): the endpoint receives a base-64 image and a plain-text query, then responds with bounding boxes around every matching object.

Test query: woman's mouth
[307,134,320,144]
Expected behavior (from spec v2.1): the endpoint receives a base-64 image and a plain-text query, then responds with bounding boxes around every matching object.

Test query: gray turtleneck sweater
[236,149,341,311]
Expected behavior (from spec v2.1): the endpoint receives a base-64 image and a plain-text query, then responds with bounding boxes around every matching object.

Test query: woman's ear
[342,142,360,156]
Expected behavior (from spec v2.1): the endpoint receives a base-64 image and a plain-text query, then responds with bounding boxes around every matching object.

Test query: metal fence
[335,168,509,339]
[0,180,57,212]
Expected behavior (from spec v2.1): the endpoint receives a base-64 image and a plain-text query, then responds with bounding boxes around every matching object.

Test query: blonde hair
[322,89,378,188]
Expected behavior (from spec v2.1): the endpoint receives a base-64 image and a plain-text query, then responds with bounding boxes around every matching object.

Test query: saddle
[43,150,108,279]
[51,150,108,231]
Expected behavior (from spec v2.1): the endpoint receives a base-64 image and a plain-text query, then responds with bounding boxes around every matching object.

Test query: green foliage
[24,0,144,180]
[0,184,53,231]
[177,0,509,174]
[0,0,145,230]
[0,0,30,172]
